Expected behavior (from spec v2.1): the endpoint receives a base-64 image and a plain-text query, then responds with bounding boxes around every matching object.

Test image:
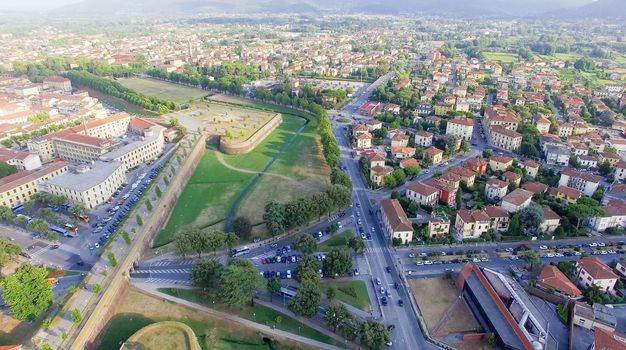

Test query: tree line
[65,70,180,114]
[175,229,239,258]
[263,185,351,236]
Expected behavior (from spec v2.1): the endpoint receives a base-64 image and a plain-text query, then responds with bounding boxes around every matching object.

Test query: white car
[376,278,381,285]
[539,245,548,250]
[574,251,582,256]
[424,260,433,265]
[546,253,555,258]
[415,261,424,266]
[589,242,598,247]
[597,242,606,247]
[286,270,292,279]
[554,253,564,257]
[472,258,480,263]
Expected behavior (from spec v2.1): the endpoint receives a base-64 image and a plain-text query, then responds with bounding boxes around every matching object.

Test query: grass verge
[321,280,372,312]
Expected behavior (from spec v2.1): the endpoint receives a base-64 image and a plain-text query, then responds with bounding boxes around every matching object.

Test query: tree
[404,164,421,178]
[206,230,226,253]
[598,161,612,176]
[326,285,336,300]
[323,248,353,277]
[294,234,317,255]
[330,169,353,190]
[0,264,54,320]
[348,236,366,254]
[519,204,544,237]
[523,250,541,269]
[218,259,264,308]
[224,232,238,250]
[71,308,83,324]
[584,285,604,305]
[296,254,320,283]
[0,236,21,269]
[176,229,208,258]
[92,283,102,295]
[570,197,603,229]
[69,204,89,217]
[361,320,391,350]
[232,216,252,240]
[190,260,223,288]
[325,304,350,332]
[507,213,521,236]
[0,205,16,221]
[28,219,49,236]
[574,57,595,72]
[0,161,18,179]
[383,174,398,189]
[263,201,285,236]
[267,276,282,302]
[288,280,321,317]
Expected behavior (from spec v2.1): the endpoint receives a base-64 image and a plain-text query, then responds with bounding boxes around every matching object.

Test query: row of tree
[65,70,179,114]
[175,229,239,258]
[263,185,352,236]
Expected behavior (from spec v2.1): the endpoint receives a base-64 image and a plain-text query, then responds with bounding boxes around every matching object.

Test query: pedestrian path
[133,268,191,274]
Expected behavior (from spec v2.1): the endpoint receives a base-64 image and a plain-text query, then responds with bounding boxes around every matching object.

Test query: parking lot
[3,146,175,270]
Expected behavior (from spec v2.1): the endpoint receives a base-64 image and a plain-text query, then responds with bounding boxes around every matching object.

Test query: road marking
[134,268,191,274]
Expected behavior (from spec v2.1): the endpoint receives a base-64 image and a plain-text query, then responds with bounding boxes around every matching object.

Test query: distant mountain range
[57,0,624,19]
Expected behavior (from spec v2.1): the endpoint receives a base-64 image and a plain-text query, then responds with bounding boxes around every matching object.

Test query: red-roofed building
[551,186,583,204]
[406,181,439,206]
[537,265,582,298]
[379,199,413,244]
[559,168,602,196]
[576,257,619,293]
[424,177,456,206]
[399,158,419,170]
[358,101,382,116]
[592,328,626,350]
[466,158,487,175]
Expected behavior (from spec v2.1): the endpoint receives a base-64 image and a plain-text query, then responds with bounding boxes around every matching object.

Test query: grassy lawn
[155,150,255,246]
[159,288,339,346]
[318,230,354,252]
[117,77,209,104]
[98,288,296,350]
[321,280,371,312]
[483,51,520,64]
[131,323,195,350]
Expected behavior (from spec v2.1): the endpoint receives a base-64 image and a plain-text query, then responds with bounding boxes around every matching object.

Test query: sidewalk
[133,283,348,350]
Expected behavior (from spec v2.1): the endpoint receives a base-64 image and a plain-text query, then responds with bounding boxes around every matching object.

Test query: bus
[63,223,79,234]
[280,286,298,299]
[230,246,250,257]
[11,204,24,213]
[48,225,72,237]
[16,214,32,223]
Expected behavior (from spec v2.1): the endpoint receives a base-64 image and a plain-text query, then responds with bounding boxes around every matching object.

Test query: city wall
[70,133,207,350]
[219,113,282,155]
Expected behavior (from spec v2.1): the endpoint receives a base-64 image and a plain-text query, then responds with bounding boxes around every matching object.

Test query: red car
[261,258,267,264]
[117,199,125,205]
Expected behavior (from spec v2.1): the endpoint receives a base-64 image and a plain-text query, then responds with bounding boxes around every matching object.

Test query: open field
[98,288,296,350]
[80,87,158,117]
[117,77,209,104]
[318,231,354,252]
[321,280,371,312]
[408,277,459,331]
[483,51,520,64]
[160,288,340,347]
[123,321,200,350]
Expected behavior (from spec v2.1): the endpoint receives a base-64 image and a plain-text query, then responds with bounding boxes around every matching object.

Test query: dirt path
[213,149,299,183]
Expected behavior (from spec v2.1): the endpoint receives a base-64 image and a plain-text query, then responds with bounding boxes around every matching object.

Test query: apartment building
[406,181,439,206]
[44,161,126,209]
[53,132,119,163]
[43,76,72,92]
[615,161,626,181]
[558,168,602,196]
[428,213,450,238]
[423,146,443,165]
[489,155,514,172]
[356,132,372,149]
[414,130,433,147]
[379,199,413,244]
[545,145,571,166]
[588,200,626,232]
[490,126,522,151]
[72,112,131,139]
[501,189,533,213]
[534,115,551,134]
[484,106,519,132]
[100,124,165,171]
[485,178,508,200]
[540,207,561,233]
[446,117,474,141]
[0,160,68,208]
[370,165,392,187]
[575,257,619,293]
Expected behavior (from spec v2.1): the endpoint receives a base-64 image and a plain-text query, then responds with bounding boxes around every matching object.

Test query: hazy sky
[0,0,82,11]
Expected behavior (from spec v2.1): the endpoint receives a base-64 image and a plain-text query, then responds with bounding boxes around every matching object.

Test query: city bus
[48,225,72,237]
[230,246,250,257]
[11,204,24,213]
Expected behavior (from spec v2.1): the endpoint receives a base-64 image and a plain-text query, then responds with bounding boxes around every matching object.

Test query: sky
[0,0,82,11]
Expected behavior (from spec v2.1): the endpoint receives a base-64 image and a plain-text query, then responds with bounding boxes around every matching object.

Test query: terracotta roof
[502,189,533,206]
[353,124,368,132]
[542,207,561,221]
[391,147,416,155]
[616,161,626,169]
[593,328,626,350]
[485,107,519,124]
[561,168,602,184]
[577,257,619,280]
[522,159,539,169]
[448,117,474,127]
[602,200,626,217]
[537,265,581,297]
[491,125,522,139]
[415,130,433,138]
[356,132,372,140]
[70,112,129,133]
[484,206,509,218]
[457,209,491,224]
[44,75,70,83]
[129,117,157,130]
[0,160,67,193]
[487,178,508,188]
[400,158,419,168]
[54,132,117,148]
[521,182,549,195]
[423,146,443,156]
[551,186,582,200]
[371,165,392,176]
[490,155,514,164]
[380,199,412,232]
[406,181,438,197]
[503,171,521,182]
[392,133,409,141]
[368,153,386,163]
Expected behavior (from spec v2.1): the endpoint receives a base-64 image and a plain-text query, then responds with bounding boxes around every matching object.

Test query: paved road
[331,73,438,349]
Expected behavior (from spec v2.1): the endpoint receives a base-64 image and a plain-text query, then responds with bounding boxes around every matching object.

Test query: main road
[331,73,439,349]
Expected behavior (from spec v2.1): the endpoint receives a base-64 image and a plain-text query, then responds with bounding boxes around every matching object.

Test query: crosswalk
[364,247,389,254]
[142,259,195,267]
[30,245,50,258]
[133,268,191,274]
[132,277,193,286]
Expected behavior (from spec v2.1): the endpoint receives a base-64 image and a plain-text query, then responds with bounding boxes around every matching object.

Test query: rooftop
[576,257,619,280]
[45,161,123,193]
[502,189,533,206]
[537,265,581,297]
[561,168,603,184]
[407,181,438,197]
[380,199,412,232]
[0,160,68,194]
